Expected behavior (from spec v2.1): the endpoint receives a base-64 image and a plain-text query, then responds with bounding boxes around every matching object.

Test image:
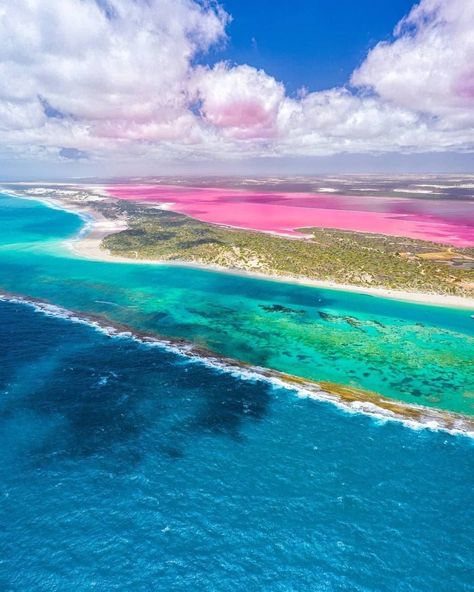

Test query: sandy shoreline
[9,192,474,310]
[62,199,474,310]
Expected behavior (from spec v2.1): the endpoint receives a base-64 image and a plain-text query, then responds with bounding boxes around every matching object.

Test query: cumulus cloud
[352,0,474,118]
[0,0,473,167]
[0,0,227,154]
[191,63,285,139]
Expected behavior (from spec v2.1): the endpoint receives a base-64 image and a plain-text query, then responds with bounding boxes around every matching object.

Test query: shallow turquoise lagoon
[0,193,473,414]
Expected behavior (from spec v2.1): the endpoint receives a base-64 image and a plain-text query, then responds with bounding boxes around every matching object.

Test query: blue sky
[211,0,416,93]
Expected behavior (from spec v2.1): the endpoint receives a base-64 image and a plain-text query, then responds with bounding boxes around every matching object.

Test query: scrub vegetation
[99,200,474,296]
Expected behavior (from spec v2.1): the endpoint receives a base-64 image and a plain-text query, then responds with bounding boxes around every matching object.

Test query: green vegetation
[99,200,474,296]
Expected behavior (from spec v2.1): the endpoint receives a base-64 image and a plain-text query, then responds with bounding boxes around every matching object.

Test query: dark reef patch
[260,304,305,315]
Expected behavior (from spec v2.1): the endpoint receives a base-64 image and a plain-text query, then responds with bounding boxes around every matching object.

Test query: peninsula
[9,181,474,307]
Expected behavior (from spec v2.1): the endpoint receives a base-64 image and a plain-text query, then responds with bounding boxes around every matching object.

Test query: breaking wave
[1,292,472,439]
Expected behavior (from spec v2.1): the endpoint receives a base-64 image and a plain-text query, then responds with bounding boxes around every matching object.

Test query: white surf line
[1,292,473,439]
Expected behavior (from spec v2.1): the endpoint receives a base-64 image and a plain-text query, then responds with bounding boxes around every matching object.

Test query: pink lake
[107,184,474,247]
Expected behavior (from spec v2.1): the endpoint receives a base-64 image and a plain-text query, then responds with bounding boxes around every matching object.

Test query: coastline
[2,191,473,432]
[4,190,473,310]
[62,197,474,311]
[1,289,473,437]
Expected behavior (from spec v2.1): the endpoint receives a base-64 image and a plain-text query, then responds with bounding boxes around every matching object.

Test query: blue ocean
[0,298,473,591]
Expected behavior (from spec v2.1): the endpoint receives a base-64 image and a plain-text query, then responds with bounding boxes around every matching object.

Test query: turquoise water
[0,299,473,591]
[0,193,473,414]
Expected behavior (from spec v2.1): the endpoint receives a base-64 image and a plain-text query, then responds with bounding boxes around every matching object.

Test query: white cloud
[0,0,473,168]
[0,0,227,154]
[351,0,474,122]
[191,63,285,139]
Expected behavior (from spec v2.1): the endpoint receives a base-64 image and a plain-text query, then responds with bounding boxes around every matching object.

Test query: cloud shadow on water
[0,301,272,469]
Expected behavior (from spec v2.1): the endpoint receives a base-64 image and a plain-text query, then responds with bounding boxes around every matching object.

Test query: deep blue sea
[1,299,473,591]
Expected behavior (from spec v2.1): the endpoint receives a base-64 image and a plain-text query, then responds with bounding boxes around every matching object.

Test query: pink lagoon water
[107,184,474,247]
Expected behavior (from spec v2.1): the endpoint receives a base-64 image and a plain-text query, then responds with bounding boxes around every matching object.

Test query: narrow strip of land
[7,188,474,309]
[65,195,474,309]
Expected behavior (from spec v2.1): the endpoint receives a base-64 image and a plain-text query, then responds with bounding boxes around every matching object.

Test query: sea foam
[1,292,473,439]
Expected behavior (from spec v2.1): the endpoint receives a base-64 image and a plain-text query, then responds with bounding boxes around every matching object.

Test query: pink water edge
[107,185,474,247]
